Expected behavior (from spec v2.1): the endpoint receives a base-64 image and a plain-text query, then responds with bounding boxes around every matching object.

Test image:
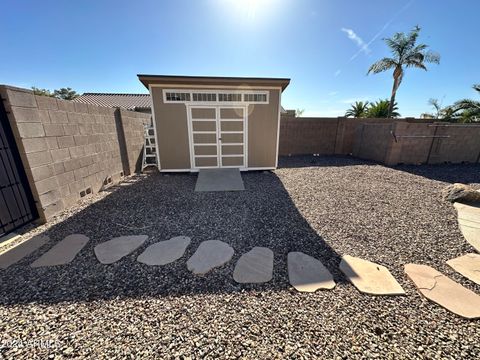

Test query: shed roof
[73,93,151,111]
[138,74,290,91]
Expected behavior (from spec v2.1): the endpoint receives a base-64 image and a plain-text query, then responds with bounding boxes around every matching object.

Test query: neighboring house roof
[73,93,151,111]
[137,74,291,92]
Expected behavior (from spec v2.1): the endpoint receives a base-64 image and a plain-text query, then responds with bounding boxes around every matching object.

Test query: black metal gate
[0,98,37,236]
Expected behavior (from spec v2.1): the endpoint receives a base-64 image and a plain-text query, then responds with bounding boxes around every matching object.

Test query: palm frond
[366,99,400,118]
[405,60,427,70]
[454,99,480,110]
[345,101,369,118]
[423,50,440,64]
[367,58,397,74]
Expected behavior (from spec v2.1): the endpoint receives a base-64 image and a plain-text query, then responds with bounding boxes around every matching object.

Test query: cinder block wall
[352,123,395,163]
[279,116,339,155]
[279,115,400,156]
[352,121,480,165]
[428,125,480,164]
[280,115,480,165]
[117,109,150,174]
[0,85,150,222]
[386,122,436,165]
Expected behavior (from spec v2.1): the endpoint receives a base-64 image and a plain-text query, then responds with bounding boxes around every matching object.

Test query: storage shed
[138,75,290,172]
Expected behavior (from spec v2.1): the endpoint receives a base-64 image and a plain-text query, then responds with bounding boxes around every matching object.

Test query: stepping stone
[187,240,234,275]
[454,202,480,252]
[405,263,480,319]
[30,234,89,267]
[233,247,273,284]
[94,235,148,264]
[287,252,335,292]
[0,235,49,269]
[446,253,480,285]
[339,255,405,296]
[137,236,191,265]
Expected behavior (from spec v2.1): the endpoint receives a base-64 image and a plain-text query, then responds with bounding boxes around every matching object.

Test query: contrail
[349,0,415,61]
[335,0,416,75]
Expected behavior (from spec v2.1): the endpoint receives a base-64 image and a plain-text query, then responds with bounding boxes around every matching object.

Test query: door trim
[187,104,247,170]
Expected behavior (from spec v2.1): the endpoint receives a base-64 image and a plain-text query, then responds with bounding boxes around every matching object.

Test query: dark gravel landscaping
[1,155,480,359]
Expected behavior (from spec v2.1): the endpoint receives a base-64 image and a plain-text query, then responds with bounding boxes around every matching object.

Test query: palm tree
[345,101,369,117]
[451,84,480,122]
[368,26,440,118]
[295,108,305,117]
[421,98,443,119]
[421,98,457,122]
[366,99,400,118]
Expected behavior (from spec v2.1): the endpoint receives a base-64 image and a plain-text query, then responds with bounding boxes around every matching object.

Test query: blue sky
[1,0,478,117]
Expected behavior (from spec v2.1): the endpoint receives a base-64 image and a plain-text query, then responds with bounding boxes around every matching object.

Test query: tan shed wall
[247,89,280,168]
[151,87,191,169]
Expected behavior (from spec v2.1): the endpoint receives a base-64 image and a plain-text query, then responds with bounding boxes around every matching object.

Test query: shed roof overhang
[137,74,290,92]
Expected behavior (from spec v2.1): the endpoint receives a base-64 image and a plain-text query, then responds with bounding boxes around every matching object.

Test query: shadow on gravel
[0,169,348,305]
[393,163,480,184]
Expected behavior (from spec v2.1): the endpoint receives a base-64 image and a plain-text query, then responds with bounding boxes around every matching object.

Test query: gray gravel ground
[1,155,480,359]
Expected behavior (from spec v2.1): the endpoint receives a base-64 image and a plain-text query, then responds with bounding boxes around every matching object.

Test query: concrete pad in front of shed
[288,252,335,292]
[405,263,480,319]
[447,253,480,285]
[340,255,405,296]
[454,202,480,252]
[137,236,191,265]
[187,240,234,275]
[31,234,89,267]
[94,235,148,264]
[233,247,273,284]
[195,168,245,192]
[0,235,49,269]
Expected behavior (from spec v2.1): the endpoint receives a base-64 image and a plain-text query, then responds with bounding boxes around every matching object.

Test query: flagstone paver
[454,202,480,252]
[287,252,335,292]
[187,240,234,275]
[94,235,148,264]
[339,255,405,295]
[137,236,191,265]
[233,247,273,284]
[446,253,480,285]
[405,263,480,319]
[0,235,49,269]
[30,234,89,267]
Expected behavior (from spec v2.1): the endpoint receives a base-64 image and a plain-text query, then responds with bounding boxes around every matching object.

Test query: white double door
[188,105,246,169]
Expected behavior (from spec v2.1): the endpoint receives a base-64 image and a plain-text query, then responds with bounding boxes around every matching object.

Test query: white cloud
[334,69,341,77]
[328,91,338,96]
[341,28,370,55]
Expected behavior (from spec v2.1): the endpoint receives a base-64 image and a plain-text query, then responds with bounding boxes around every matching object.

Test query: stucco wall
[0,85,150,222]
